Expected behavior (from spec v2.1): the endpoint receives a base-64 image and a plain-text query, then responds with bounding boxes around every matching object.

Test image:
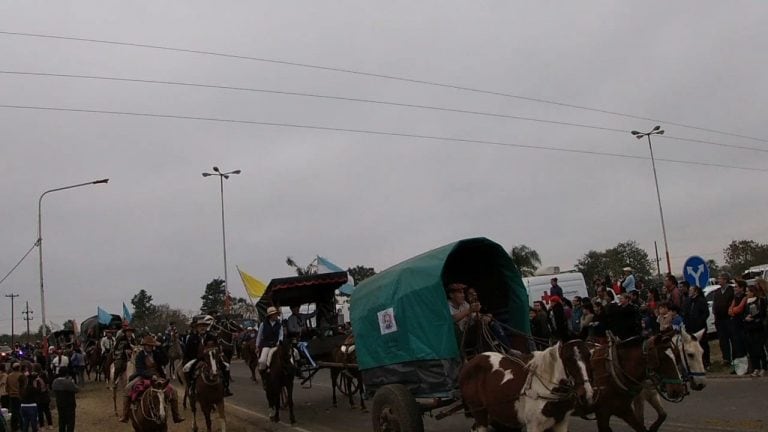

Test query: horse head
[201,347,222,381]
[646,332,687,401]
[558,339,595,408]
[673,327,707,391]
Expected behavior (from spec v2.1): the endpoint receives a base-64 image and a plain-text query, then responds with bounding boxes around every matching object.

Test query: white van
[522,272,590,306]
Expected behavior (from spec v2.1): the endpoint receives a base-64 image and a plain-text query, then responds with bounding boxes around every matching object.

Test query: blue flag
[122,302,133,323]
[97,307,112,325]
[317,256,345,273]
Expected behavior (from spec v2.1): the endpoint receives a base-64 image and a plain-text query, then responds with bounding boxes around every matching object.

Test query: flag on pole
[317,256,345,273]
[97,307,112,325]
[237,266,267,298]
[122,302,133,323]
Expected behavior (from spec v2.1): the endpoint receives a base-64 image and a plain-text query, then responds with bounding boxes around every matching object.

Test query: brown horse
[631,328,707,432]
[129,378,171,432]
[243,340,259,383]
[330,334,366,411]
[579,332,688,432]
[189,347,227,432]
[263,340,296,424]
[164,332,183,383]
[460,340,595,432]
[85,343,102,381]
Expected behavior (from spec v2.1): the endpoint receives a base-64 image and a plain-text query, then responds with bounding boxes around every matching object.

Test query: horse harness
[133,387,168,424]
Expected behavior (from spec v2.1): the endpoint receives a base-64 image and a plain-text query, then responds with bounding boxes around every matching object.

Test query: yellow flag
[237,266,267,298]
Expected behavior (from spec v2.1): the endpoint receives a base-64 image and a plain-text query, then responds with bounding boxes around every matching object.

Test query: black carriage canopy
[350,237,530,397]
[255,271,349,329]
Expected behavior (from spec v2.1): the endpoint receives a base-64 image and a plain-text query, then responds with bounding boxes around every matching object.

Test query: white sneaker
[751,369,760,377]
[758,369,765,377]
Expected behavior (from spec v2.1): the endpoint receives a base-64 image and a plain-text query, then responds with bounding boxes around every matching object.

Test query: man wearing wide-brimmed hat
[256,306,283,381]
[120,335,184,423]
[182,315,234,397]
[112,322,136,387]
[621,267,636,293]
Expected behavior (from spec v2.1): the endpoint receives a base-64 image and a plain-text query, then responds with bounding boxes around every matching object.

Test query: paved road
[223,360,767,432]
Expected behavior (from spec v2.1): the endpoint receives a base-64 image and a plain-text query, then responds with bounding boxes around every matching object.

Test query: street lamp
[631,126,671,275]
[38,178,109,337]
[202,167,241,313]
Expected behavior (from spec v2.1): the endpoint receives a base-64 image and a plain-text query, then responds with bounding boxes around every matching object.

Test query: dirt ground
[68,382,254,432]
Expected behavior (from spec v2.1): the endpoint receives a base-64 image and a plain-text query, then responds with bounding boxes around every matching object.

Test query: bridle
[137,385,167,425]
[523,341,590,402]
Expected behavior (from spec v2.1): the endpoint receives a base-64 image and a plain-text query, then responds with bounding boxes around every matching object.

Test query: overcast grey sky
[1,1,767,333]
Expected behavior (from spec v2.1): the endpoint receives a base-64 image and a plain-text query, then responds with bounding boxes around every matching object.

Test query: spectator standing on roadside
[68,350,84,386]
[548,296,570,342]
[713,273,735,365]
[570,296,583,336]
[621,267,636,293]
[728,280,749,372]
[680,281,692,313]
[664,274,682,308]
[605,293,642,340]
[19,370,39,432]
[51,367,78,432]
[683,286,711,368]
[579,303,595,339]
[31,365,51,431]
[549,278,563,300]
[0,363,8,411]
[744,285,767,376]
[7,363,26,432]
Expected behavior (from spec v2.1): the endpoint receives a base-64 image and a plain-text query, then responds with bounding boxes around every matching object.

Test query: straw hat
[140,336,160,346]
[267,306,280,316]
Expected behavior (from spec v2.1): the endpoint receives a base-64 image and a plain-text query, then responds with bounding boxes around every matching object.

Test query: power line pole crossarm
[22,301,34,343]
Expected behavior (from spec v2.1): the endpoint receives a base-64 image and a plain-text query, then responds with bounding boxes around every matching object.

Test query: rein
[138,388,167,424]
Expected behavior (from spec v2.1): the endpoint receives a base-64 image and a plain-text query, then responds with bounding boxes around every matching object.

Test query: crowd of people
[527,270,768,376]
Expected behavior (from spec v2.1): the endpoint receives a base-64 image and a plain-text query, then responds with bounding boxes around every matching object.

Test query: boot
[223,370,234,397]
[170,397,185,423]
[259,370,268,390]
[119,396,132,423]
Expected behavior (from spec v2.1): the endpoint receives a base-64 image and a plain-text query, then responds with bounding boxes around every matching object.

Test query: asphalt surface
[223,360,767,432]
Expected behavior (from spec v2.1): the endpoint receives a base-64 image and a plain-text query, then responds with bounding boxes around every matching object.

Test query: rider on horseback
[100,330,115,365]
[183,315,234,397]
[257,306,284,383]
[120,335,185,424]
[112,322,136,385]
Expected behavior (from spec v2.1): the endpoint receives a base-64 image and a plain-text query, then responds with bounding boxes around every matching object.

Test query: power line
[0,241,38,287]
[1,103,766,173]
[1,30,766,145]
[2,70,766,154]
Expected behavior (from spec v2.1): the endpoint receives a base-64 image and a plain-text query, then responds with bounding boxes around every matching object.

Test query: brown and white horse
[460,340,594,432]
[632,328,707,432]
[129,378,170,432]
[580,332,688,432]
[189,347,227,432]
[264,340,296,424]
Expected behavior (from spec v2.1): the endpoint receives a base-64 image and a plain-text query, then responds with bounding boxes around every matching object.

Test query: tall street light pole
[631,126,671,275]
[38,178,109,337]
[202,167,241,313]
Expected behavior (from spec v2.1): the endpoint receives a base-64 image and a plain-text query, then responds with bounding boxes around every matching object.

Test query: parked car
[0,345,12,361]
[703,284,723,336]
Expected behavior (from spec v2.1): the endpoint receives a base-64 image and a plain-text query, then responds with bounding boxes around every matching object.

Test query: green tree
[201,278,226,313]
[286,257,317,276]
[131,289,156,322]
[134,304,191,335]
[723,240,768,275]
[348,265,376,285]
[576,240,653,285]
[509,245,542,277]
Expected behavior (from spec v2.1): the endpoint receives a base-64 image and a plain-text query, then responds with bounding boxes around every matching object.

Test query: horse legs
[644,391,667,432]
[595,409,614,432]
[612,404,648,432]
[190,394,199,432]
[286,380,296,424]
[330,368,339,407]
[203,404,213,432]
[216,401,227,432]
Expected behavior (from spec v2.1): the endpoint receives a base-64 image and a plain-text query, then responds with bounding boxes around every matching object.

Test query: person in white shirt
[51,349,70,376]
[100,331,115,354]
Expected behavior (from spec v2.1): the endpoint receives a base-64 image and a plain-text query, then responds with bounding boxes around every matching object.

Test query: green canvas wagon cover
[350,237,530,396]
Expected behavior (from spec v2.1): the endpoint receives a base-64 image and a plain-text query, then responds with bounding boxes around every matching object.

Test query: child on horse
[120,335,184,424]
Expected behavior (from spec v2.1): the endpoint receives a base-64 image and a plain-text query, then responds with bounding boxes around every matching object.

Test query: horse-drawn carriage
[350,237,533,431]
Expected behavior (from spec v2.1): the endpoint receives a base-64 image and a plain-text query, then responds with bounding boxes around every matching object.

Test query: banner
[317,256,345,273]
[237,266,267,298]
[122,302,133,323]
[97,307,112,325]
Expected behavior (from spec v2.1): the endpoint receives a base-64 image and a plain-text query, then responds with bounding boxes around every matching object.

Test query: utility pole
[5,293,19,348]
[22,301,34,343]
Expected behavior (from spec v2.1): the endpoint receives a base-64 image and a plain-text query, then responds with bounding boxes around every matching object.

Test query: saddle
[128,379,153,402]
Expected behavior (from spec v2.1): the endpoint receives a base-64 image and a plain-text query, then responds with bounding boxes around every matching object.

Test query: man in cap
[120,335,184,423]
[621,267,636,293]
[256,306,283,383]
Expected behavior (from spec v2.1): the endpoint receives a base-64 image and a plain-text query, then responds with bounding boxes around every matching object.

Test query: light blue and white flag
[317,256,345,273]
[122,302,133,323]
[97,307,112,325]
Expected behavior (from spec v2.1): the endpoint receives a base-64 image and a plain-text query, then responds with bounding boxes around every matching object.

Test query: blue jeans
[20,403,38,432]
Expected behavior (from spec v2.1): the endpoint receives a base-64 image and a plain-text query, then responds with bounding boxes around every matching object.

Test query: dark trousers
[36,401,52,427]
[694,328,711,367]
[746,330,768,370]
[715,319,732,362]
[0,395,9,410]
[55,405,75,432]
[9,397,21,431]
[20,404,38,432]
[730,320,747,359]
